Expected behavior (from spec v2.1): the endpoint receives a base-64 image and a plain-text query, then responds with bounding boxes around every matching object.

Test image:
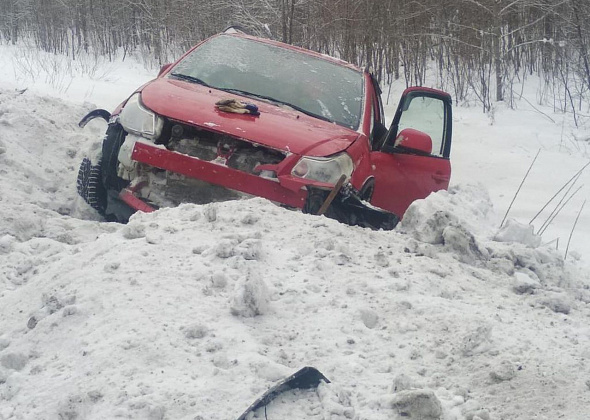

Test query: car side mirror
[158,63,172,77]
[392,128,432,155]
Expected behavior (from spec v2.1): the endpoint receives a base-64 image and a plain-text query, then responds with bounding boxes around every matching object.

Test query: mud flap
[236,367,330,420]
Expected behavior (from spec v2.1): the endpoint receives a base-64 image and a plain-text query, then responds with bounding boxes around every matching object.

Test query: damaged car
[76,30,453,229]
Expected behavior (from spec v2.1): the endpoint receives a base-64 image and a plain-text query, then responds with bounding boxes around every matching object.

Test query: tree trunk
[493,5,504,102]
[571,0,590,91]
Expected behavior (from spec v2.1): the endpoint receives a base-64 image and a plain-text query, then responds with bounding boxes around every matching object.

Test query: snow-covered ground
[1,42,590,420]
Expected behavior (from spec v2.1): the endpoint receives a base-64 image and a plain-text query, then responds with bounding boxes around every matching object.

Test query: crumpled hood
[140,78,360,156]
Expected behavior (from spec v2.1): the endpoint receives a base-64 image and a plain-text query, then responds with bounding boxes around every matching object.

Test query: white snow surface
[1,45,590,420]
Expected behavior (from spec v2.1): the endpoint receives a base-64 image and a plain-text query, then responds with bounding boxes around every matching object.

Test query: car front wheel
[77,124,133,222]
[76,157,107,214]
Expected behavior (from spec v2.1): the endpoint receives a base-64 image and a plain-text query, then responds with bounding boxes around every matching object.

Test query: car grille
[166,122,286,175]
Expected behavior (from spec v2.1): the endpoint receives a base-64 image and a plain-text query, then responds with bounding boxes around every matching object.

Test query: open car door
[369,87,453,218]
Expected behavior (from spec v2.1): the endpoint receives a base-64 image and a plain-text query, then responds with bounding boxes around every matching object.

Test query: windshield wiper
[170,72,210,87]
[218,88,334,124]
[277,101,334,124]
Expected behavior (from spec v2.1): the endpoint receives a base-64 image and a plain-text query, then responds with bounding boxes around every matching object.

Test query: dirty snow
[1,44,590,420]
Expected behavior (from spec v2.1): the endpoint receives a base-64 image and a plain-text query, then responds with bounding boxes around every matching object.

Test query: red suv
[77,31,452,229]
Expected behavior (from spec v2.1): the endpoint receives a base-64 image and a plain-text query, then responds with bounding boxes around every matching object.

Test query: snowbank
[1,85,590,420]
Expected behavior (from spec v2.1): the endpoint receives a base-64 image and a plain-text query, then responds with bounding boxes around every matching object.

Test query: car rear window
[171,35,364,130]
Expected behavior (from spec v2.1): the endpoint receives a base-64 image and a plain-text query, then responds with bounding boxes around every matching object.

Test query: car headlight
[119,93,164,140]
[291,153,354,184]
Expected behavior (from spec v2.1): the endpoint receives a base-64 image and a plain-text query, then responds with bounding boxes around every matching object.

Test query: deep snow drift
[1,48,590,420]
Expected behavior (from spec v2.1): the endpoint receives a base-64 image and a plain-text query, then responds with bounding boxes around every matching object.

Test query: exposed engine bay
[116,121,288,210]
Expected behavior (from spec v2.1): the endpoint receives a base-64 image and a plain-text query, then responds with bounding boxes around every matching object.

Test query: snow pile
[1,81,590,419]
[494,219,541,248]
[401,185,583,294]
[230,270,271,317]
[1,194,589,419]
[401,184,494,244]
[401,185,492,266]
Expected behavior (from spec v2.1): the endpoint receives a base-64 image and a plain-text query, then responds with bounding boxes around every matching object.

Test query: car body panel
[140,78,361,157]
[369,152,451,217]
[367,87,453,217]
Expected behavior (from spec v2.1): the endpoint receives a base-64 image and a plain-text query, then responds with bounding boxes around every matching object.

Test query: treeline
[2,0,590,115]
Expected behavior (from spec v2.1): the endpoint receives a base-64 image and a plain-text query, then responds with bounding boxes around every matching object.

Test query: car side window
[397,96,445,156]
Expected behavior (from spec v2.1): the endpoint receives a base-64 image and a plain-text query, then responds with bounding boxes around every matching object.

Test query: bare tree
[1,0,589,115]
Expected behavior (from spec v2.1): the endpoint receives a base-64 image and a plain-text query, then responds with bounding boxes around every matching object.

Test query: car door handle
[432,173,449,183]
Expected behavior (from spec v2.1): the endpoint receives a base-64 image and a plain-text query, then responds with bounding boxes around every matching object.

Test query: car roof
[215,32,365,74]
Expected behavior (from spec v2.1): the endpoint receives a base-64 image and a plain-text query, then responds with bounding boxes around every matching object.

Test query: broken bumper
[123,141,398,230]
[128,141,309,210]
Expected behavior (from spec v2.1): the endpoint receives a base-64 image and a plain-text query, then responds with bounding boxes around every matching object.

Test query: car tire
[100,123,129,194]
[76,123,131,221]
[76,157,107,215]
[358,178,375,202]
[302,189,327,215]
[76,156,90,199]
[303,188,346,223]
[100,124,133,222]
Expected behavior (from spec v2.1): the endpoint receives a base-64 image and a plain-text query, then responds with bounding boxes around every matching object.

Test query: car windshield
[170,35,364,130]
